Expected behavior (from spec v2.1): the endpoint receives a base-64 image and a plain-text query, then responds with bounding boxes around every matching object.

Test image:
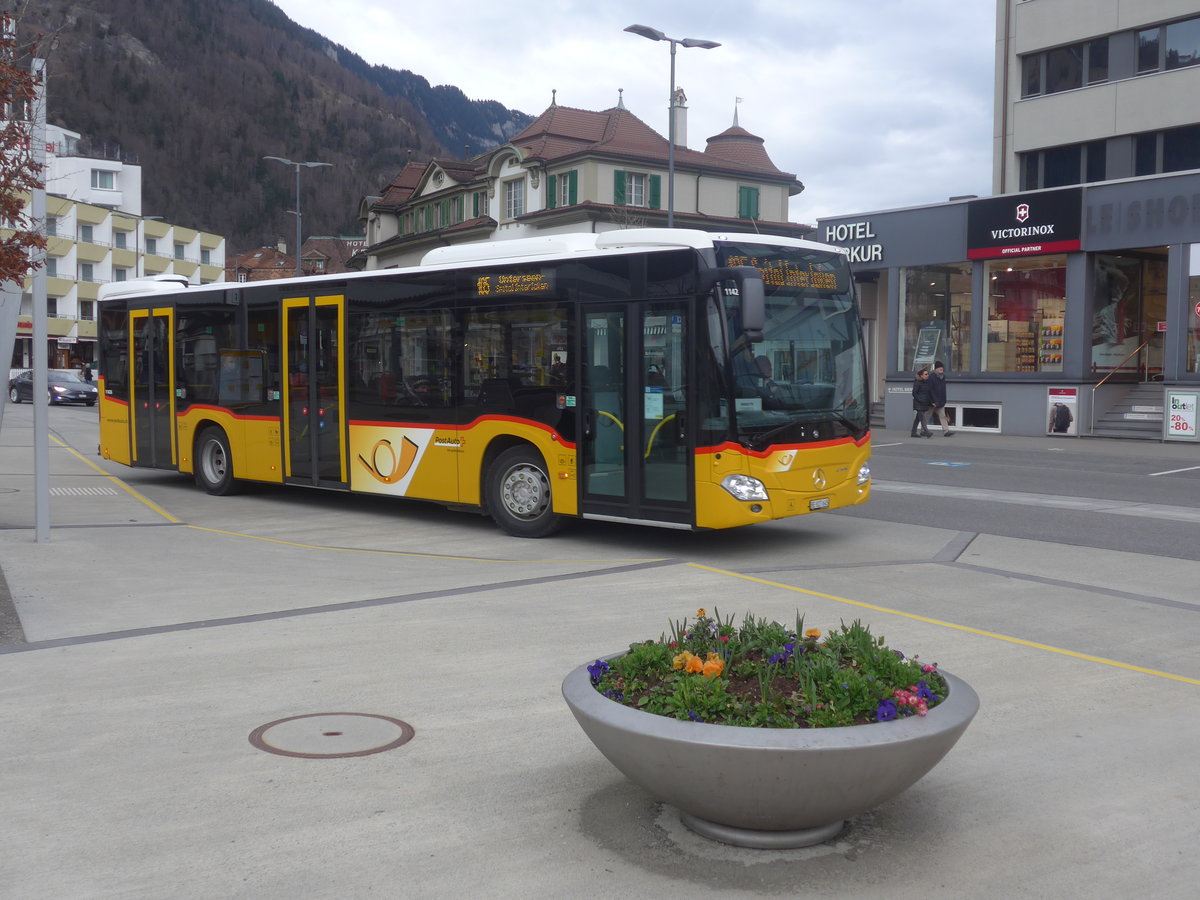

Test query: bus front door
[580,303,691,525]
[129,308,176,469]
[282,296,347,487]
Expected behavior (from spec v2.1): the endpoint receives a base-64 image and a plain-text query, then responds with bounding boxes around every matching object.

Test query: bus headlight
[857,464,871,485]
[721,474,768,501]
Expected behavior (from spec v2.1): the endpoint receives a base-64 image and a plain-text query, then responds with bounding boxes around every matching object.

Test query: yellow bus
[97,229,870,537]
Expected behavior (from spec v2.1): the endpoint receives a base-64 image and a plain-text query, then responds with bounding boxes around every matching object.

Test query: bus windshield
[716,241,868,447]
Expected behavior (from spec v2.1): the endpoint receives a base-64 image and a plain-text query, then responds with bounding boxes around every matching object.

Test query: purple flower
[587,659,610,685]
[914,680,939,703]
[893,650,906,660]
[876,699,898,722]
[688,709,701,721]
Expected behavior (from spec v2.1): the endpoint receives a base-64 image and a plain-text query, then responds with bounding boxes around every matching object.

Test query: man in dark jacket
[928,361,953,436]
[911,368,933,437]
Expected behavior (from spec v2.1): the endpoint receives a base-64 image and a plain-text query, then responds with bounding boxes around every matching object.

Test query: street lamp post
[264,156,333,276]
[624,24,720,228]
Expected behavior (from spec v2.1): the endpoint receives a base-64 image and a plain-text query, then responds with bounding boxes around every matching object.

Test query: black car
[7,370,99,406]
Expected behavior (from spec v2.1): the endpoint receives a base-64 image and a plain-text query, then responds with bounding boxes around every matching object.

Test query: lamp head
[681,38,720,49]
[624,24,665,41]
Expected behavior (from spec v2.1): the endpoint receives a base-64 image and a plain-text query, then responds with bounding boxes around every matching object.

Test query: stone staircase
[870,400,884,429]
[1090,383,1164,440]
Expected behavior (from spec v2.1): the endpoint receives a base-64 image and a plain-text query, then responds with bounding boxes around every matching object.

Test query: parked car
[7,369,99,406]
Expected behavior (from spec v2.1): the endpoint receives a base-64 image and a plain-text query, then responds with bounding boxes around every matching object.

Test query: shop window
[1189,244,1200,374]
[899,263,972,373]
[984,256,1066,374]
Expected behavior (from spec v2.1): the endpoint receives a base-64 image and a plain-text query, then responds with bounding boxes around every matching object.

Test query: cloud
[270,0,996,224]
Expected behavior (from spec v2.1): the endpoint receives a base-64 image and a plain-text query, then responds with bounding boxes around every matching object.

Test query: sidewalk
[1,414,1198,898]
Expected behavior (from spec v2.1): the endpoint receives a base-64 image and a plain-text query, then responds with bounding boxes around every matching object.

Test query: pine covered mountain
[23,0,531,253]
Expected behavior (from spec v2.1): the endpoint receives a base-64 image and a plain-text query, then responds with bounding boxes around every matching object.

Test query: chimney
[277,239,288,254]
[671,86,688,148]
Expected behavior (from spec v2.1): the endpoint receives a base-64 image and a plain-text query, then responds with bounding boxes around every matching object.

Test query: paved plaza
[1,407,1197,898]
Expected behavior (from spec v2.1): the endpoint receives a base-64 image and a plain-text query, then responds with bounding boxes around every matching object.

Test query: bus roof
[97,229,847,302]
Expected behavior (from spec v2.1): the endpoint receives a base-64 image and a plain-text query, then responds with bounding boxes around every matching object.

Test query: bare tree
[0,5,46,286]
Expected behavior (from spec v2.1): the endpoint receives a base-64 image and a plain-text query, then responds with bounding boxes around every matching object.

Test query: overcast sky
[268,0,996,225]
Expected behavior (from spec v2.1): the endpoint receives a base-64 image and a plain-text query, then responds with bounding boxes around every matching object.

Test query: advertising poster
[1047,387,1078,436]
[1164,390,1199,441]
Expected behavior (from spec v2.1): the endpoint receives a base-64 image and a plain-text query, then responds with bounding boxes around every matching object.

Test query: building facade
[5,125,225,370]
[360,98,811,270]
[994,0,1200,195]
[815,0,1200,441]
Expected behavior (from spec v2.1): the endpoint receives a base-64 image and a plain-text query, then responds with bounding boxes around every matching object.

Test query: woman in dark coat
[911,368,933,437]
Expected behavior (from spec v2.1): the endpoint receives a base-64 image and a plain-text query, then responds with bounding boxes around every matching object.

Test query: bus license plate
[809,498,830,511]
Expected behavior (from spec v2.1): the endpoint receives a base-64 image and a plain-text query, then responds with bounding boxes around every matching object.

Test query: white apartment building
[6,125,226,370]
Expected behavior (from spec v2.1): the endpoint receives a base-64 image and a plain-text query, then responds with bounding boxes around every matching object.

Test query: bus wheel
[486,446,563,538]
[194,427,241,496]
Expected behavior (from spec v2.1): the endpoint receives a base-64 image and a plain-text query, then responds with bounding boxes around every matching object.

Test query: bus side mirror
[735,267,765,343]
[702,265,766,343]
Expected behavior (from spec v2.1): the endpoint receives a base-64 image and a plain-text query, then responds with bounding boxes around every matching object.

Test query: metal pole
[668,40,676,228]
[293,162,302,277]
[30,57,49,541]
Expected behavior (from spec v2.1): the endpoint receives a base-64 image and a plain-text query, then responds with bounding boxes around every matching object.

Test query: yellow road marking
[183,524,662,563]
[56,438,660,563]
[689,563,1200,686]
[55,438,181,523]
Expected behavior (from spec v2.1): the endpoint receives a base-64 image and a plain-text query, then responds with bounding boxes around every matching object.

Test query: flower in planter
[588,608,948,728]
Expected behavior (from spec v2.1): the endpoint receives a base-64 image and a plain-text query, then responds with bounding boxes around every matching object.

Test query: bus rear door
[282,295,348,487]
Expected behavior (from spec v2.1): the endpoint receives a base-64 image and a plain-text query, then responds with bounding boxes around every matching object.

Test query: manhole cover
[249,713,414,758]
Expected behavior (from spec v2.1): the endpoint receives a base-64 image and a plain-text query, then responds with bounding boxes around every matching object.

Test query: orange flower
[804,628,822,640]
[685,655,704,674]
[672,651,693,671]
[696,608,706,616]
[702,657,725,678]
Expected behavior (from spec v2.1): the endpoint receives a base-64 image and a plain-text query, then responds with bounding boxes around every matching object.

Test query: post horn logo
[358,437,420,485]
[1015,203,1030,223]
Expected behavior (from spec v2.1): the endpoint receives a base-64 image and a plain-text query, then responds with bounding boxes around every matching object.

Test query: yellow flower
[685,655,705,674]
[805,628,822,640]
[696,608,706,617]
[673,651,694,671]
[702,657,725,678]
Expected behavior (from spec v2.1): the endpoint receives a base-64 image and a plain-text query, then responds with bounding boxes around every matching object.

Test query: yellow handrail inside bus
[645,413,676,459]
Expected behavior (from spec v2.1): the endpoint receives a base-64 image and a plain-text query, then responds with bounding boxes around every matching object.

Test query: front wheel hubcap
[500,464,549,520]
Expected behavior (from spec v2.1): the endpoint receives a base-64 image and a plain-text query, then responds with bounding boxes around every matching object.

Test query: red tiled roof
[704,125,779,171]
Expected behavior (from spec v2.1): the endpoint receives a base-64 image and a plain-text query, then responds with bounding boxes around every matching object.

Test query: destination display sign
[725,255,841,292]
[473,271,555,297]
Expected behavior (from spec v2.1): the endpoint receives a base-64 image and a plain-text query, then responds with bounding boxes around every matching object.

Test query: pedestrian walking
[911,368,933,437]
[928,360,953,436]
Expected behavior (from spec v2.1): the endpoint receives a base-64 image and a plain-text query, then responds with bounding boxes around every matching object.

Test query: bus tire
[194,427,241,496]
[485,446,563,538]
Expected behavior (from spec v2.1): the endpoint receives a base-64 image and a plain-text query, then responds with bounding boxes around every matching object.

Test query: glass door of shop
[1091,251,1168,380]
[282,295,347,487]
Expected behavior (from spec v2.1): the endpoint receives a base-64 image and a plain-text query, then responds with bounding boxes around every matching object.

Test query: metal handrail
[1090,337,1152,434]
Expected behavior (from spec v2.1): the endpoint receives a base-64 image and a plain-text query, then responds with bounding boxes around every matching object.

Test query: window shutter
[548,174,558,209]
[472,192,480,217]
[648,175,662,210]
[568,170,578,205]
[614,170,626,205]
[440,199,450,226]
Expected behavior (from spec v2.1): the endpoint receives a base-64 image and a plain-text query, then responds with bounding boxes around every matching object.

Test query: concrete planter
[562,658,979,849]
